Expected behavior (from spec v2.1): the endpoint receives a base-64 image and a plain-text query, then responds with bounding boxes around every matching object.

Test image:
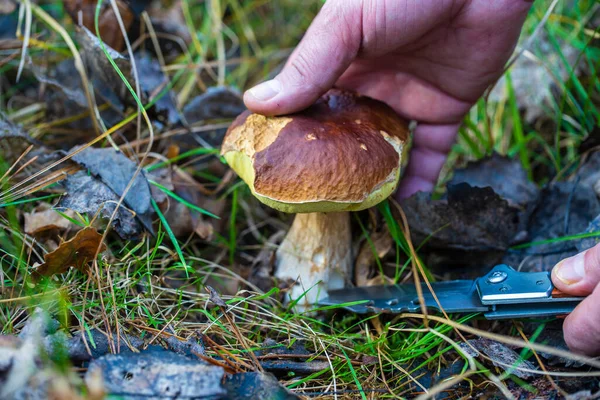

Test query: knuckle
[320,0,362,51]
[287,52,328,92]
[288,52,312,85]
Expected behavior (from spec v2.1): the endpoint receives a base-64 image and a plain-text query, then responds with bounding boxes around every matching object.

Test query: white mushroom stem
[275,212,352,309]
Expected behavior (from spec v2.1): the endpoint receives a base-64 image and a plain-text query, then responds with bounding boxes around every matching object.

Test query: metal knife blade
[319,264,584,319]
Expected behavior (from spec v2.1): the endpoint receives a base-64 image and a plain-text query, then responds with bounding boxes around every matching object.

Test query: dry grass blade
[401,313,600,372]
[206,285,264,372]
[15,0,32,82]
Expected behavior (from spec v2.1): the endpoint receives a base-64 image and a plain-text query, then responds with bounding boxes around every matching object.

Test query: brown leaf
[35,227,106,278]
[460,338,537,379]
[64,0,134,51]
[24,206,79,235]
[206,286,227,307]
[354,230,393,287]
[160,169,222,240]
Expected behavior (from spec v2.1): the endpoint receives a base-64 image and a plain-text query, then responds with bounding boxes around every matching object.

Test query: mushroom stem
[275,212,352,309]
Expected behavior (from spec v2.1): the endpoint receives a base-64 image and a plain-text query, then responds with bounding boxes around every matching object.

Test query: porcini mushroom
[221,89,409,309]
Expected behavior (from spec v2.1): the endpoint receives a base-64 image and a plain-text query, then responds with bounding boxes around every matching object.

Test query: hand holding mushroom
[243,0,533,201]
[221,90,408,309]
[235,0,600,356]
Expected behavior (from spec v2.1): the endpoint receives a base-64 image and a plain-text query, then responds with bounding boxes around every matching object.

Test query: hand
[551,243,600,356]
[243,0,532,199]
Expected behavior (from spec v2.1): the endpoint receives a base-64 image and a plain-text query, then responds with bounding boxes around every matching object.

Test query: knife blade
[319,264,584,319]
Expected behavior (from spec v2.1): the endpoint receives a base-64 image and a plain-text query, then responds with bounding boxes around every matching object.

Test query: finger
[394,123,460,200]
[551,242,600,296]
[337,68,473,124]
[563,282,600,356]
[243,0,362,115]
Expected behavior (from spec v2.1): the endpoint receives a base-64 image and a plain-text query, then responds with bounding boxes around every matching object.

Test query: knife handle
[552,288,576,299]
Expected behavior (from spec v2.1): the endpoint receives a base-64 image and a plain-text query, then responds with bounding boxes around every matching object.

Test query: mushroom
[221,89,409,309]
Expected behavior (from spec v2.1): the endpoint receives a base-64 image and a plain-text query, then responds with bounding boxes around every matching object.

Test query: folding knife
[319,264,584,320]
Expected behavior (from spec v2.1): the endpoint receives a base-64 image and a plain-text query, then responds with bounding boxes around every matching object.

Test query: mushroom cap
[221,89,410,213]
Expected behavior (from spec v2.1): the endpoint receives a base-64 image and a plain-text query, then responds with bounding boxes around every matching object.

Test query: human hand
[551,243,600,356]
[243,0,532,199]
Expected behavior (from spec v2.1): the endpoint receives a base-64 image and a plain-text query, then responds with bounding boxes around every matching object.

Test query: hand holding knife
[320,264,584,320]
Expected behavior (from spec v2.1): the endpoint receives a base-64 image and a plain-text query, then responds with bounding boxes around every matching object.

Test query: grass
[0,0,600,398]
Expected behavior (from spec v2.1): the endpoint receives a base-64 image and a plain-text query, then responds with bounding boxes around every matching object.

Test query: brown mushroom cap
[221,89,410,213]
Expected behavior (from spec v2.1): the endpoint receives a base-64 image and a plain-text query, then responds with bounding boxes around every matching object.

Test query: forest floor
[0,0,599,399]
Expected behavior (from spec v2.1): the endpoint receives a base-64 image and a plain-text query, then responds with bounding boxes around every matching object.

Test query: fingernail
[247,79,281,101]
[554,251,587,285]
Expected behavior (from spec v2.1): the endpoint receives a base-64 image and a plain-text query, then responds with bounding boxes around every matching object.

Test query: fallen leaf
[64,0,134,51]
[401,183,520,270]
[135,54,180,126]
[1,309,50,398]
[503,182,600,272]
[157,169,221,240]
[183,86,245,124]
[146,0,192,51]
[460,338,537,379]
[255,339,326,377]
[412,359,467,395]
[249,231,284,293]
[354,229,393,287]
[0,335,35,399]
[35,227,106,278]
[59,171,144,239]
[180,86,246,148]
[576,214,600,253]
[0,110,38,144]
[509,377,600,400]
[162,331,205,359]
[579,151,600,198]
[85,347,226,399]
[163,200,214,239]
[76,26,180,126]
[70,146,154,234]
[30,60,88,107]
[24,206,79,235]
[450,153,540,210]
[206,285,227,307]
[45,329,144,364]
[223,372,299,400]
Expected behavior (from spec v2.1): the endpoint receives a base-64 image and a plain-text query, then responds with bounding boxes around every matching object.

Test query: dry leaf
[70,146,154,234]
[60,171,144,240]
[206,285,227,307]
[354,230,393,287]
[35,227,106,278]
[401,183,520,270]
[460,338,537,379]
[24,206,79,235]
[85,348,226,399]
[64,0,134,51]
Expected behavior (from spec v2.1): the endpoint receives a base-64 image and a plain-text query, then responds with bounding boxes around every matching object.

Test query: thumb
[243,0,362,116]
[551,242,600,296]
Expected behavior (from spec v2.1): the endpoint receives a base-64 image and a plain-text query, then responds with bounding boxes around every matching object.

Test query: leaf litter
[69,146,154,233]
[1,1,600,399]
[59,170,145,239]
[75,25,180,126]
[23,204,79,235]
[33,226,106,278]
